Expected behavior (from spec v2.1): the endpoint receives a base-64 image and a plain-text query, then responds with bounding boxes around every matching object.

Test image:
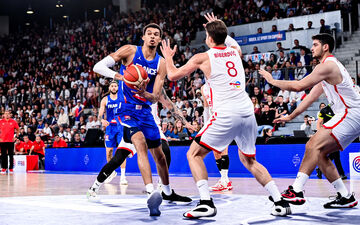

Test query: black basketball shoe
[271,198,292,216]
[161,189,192,204]
[324,192,358,208]
[183,199,217,219]
[281,186,306,205]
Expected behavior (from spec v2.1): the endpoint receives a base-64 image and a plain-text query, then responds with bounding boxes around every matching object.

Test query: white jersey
[206,46,253,115]
[151,103,161,126]
[321,56,360,114]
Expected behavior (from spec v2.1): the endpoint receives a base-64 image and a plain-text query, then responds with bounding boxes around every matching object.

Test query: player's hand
[160,39,177,59]
[133,79,149,95]
[273,115,292,123]
[259,69,274,85]
[203,12,218,28]
[114,73,124,81]
[184,122,196,131]
[101,119,109,127]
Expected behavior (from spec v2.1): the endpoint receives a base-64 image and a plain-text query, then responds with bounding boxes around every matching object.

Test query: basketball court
[1,172,359,225]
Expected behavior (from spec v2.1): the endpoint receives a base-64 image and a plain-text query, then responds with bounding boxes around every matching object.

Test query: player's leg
[236,114,291,216]
[1,143,8,173]
[103,126,118,183]
[117,127,128,185]
[161,139,171,169]
[220,148,231,190]
[183,141,216,218]
[209,151,223,191]
[87,146,132,200]
[8,143,14,172]
[329,151,346,179]
[120,159,127,185]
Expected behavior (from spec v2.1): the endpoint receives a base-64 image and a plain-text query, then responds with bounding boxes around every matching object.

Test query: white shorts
[116,138,137,158]
[196,112,257,157]
[323,108,360,150]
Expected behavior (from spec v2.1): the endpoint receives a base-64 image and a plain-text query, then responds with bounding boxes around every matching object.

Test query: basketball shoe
[281,186,306,205]
[104,171,117,184]
[120,176,128,185]
[1,169,7,174]
[147,191,162,216]
[9,169,14,174]
[323,193,358,208]
[226,181,233,191]
[86,187,100,202]
[183,198,217,219]
[161,189,192,204]
[209,179,226,191]
[271,198,292,216]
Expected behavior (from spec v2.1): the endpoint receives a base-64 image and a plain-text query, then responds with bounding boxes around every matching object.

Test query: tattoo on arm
[161,88,187,124]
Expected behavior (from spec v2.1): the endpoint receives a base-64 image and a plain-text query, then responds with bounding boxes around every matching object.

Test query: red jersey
[0,118,19,142]
[15,141,25,154]
[23,141,33,154]
[32,140,45,155]
[53,139,68,148]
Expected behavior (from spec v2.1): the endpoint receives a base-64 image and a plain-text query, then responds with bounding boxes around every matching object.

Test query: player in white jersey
[260,33,358,208]
[202,82,232,192]
[161,14,291,218]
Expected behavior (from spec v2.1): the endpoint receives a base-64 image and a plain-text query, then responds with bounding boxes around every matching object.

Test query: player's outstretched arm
[274,83,323,123]
[200,86,210,123]
[161,39,204,81]
[93,45,136,80]
[159,88,195,130]
[259,62,335,92]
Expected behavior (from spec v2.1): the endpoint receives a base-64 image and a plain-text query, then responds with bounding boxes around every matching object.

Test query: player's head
[109,80,118,95]
[311,33,334,59]
[142,23,163,49]
[35,136,41,142]
[4,109,11,119]
[205,20,228,47]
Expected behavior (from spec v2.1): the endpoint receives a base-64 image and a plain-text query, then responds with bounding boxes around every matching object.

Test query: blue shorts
[105,124,123,148]
[115,103,160,148]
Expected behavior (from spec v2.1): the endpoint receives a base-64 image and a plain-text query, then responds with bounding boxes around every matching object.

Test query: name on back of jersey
[214,50,236,58]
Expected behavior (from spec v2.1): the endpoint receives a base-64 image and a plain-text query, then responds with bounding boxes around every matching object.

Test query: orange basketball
[123,65,149,89]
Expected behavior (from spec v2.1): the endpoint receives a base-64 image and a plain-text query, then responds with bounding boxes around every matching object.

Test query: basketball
[123,65,149,89]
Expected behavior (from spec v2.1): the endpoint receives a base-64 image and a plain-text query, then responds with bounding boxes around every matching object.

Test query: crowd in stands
[0,0,357,152]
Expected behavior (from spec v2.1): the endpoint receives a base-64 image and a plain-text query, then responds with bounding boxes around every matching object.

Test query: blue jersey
[106,92,122,126]
[119,46,160,106]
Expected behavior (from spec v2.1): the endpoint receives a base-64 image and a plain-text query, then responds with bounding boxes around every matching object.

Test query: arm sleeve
[93,55,117,79]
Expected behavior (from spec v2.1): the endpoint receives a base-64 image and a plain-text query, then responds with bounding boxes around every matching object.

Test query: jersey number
[226,61,237,77]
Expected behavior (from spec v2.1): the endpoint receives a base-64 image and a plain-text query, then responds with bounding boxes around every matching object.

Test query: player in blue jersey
[92,23,191,216]
[97,80,128,185]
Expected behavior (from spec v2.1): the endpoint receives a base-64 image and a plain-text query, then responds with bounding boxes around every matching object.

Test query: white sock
[145,183,154,195]
[91,180,102,191]
[220,169,229,183]
[162,184,172,196]
[292,172,309,192]
[331,178,349,197]
[265,180,282,202]
[121,168,126,178]
[197,180,211,200]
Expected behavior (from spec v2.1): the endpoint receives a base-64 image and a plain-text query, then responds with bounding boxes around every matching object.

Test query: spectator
[163,111,175,125]
[258,104,275,136]
[251,46,261,54]
[173,120,189,140]
[320,19,331,34]
[58,108,69,127]
[182,109,192,123]
[188,120,201,138]
[276,42,285,52]
[93,116,101,129]
[29,136,45,169]
[27,127,36,141]
[165,122,177,141]
[79,126,87,142]
[287,23,295,32]
[300,115,310,130]
[40,122,52,141]
[306,21,313,29]
[257,27,263,34]
[292,39,306,50]
[160,105,169,118]
[294,61,307,80]
[266,95,277,112]
[71,133,84,147]
[175,96,184,109]
[296,47,311,66]
[73,100,84,123]
[86,116,96,130]
[52,135,68,148]
[77,116,86,130]
[250,86,263,104]
[276,89,290,103]
[271,25,278,32]
[271,64,282,80]
[276,50,287,69]
[193,73,203,89]
[251,96,261,117]
[275,95,289,119]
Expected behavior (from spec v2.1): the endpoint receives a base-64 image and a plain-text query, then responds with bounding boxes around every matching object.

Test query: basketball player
[259,33,358,208]
[160,19,291,218]
[92,23,191,216]
[98,80,127,185]
[202,79,232,192]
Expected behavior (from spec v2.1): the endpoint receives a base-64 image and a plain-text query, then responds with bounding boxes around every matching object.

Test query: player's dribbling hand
[273,115,292,124]
[160,39,177,59]
[203,12,218,28]
[132,79,149,95]
[259,69,274,84]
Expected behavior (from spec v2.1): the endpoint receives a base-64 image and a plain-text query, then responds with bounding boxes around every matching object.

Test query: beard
[110,90,118,95]
[312,49,323,59]
[148,45,156,49]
